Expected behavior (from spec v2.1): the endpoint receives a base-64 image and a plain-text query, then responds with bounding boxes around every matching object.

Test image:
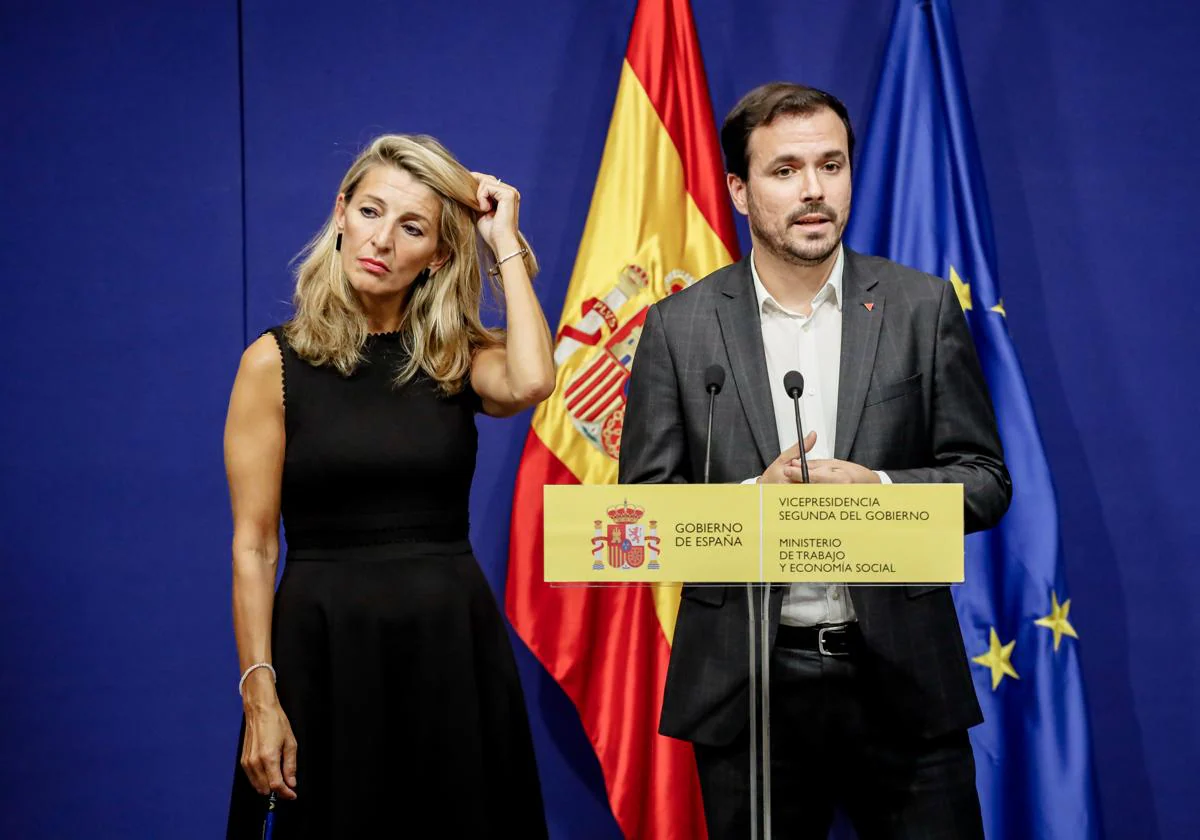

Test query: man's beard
[749,199,844,267]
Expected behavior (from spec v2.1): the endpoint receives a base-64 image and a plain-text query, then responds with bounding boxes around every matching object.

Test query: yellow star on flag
[972,627,1019,690]
[949,265,972,311]
[990,299,1006,317]
[1035,591,1079,651]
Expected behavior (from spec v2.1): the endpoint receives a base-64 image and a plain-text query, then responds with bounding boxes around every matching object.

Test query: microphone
[703,364,725,485]
[782,370,810,483]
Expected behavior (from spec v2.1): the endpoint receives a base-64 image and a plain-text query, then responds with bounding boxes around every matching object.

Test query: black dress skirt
[226,328,546,838]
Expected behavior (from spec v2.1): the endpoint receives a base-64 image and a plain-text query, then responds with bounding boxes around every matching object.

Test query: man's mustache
[787,203,838,224]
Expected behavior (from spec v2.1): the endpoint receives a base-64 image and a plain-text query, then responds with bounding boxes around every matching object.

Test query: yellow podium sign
[543,484,963,584]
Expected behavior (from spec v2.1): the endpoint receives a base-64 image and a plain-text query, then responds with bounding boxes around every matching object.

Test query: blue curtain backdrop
[1,1,1196,837]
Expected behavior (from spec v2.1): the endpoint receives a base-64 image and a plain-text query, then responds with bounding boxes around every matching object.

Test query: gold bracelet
[488,246,528,277]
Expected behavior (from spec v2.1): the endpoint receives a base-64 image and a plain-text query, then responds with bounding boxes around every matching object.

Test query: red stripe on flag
[581,384,625,423]
[566,360,620,412]
[574,368,625,421]
[564,357,617,403]
[506,431,708,839]
[625,0,740,259]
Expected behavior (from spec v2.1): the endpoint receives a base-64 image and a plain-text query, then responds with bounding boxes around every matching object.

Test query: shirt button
[832,590,840,600]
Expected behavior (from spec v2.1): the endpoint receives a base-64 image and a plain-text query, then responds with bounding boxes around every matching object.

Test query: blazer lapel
[715,259,779,468]
[835,250,884,460]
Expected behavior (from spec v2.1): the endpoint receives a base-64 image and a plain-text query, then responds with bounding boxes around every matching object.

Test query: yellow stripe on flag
[530,61,732,640]
[507,4,735,835]
[532,60,731,482]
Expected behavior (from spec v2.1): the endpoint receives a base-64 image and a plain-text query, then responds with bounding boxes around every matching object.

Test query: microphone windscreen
[704,364,726,394]
[783,370,805,398]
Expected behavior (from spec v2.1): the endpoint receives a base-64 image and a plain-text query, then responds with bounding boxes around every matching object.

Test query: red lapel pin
[864,302,875,312]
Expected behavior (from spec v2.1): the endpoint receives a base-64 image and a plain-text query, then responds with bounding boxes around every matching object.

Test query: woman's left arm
[470,173,556,417]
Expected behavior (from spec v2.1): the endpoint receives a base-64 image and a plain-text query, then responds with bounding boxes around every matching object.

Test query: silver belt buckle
[818,625,849,657]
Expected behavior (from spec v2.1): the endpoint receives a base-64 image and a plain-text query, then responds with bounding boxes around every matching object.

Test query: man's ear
[727,173,749,217]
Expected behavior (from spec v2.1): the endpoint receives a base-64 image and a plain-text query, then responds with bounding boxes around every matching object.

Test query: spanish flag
[505,1,737,836]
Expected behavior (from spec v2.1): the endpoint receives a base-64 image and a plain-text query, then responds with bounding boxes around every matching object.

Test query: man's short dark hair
[721,83,855,181]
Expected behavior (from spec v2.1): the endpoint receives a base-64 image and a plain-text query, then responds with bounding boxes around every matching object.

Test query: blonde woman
[224,135,554,838]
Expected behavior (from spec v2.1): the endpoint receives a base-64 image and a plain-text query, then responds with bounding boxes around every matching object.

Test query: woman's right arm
[224,333,297,800]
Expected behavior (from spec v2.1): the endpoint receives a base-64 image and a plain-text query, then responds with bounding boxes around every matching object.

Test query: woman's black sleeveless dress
[227,328,546,838]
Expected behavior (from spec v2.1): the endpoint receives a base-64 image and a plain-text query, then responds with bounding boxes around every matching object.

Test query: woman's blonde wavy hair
[284,134,538,394]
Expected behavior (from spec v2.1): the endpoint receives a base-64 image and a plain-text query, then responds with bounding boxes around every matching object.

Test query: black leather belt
[775,622,862,656]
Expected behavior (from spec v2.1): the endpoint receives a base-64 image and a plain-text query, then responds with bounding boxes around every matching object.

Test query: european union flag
[845,1,1101,837]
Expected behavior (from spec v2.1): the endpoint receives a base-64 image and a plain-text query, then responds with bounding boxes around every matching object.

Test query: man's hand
[787,459,882,484]
[760,432,817,484]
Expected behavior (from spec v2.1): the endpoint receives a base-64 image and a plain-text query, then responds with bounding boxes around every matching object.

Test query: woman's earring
[335,232,343,252]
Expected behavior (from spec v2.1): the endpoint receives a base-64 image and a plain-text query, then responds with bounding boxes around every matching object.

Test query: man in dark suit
[618,83,1011,838]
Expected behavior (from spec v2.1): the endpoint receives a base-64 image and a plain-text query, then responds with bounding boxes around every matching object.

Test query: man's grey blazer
[618,249,1012,747]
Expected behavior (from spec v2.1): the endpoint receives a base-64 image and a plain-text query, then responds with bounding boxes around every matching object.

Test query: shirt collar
[750,244,845,315]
